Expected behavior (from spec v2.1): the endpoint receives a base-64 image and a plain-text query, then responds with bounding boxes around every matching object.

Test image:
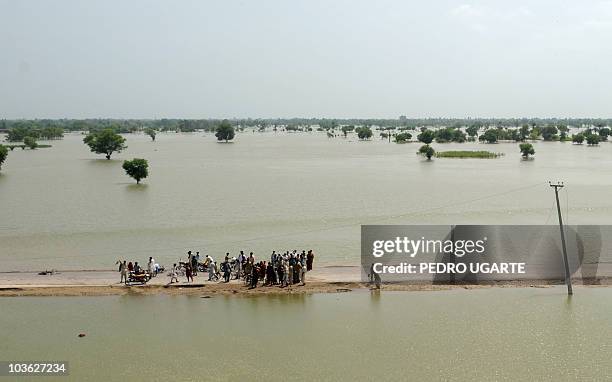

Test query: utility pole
[549,181,573,295]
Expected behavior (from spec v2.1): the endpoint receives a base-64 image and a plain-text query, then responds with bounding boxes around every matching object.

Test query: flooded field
[2,132,612,271]
[1,287,611,381]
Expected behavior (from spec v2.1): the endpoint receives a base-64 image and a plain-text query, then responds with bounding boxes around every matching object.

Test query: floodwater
[2,131,612,271]
[1,287,611,381]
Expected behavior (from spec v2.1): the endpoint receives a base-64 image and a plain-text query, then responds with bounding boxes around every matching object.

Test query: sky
[1,0,612,119]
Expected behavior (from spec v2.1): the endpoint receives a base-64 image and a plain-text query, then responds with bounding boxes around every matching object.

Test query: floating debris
[38,269,58,276]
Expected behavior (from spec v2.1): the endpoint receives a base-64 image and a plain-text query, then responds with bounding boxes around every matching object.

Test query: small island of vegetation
[435,150,502,159]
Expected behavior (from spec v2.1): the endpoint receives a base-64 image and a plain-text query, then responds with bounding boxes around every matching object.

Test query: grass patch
[435,150,502,159]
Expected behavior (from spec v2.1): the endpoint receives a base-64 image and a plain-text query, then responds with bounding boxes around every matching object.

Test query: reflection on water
[125,183,149,192]
[1,287,611,381]
[3,132,612,270]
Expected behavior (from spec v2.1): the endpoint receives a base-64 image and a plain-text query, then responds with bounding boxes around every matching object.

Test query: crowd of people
[118,250,316,288]
[116,257,162,284]
[167,249,315,288]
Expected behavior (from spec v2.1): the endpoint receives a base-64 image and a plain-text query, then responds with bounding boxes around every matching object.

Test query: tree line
[3,117,612,137]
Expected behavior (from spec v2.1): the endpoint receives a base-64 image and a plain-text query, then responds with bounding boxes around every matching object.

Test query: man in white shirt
[148,257,155,277]
[205,255,215,281]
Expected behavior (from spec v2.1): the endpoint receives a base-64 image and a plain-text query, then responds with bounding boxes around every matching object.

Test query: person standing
[248,252,254,265]
[250,263,259,288]
[204,255,215,281]
[119,260,128,284]
[222,259,231,283]
[306,250,314,271]
[278,260,284,287]
[185,264,193,283]
[235,251,244,279]
[170,263,179,284]
[192,252,199,276]
[244,259,252,285]
[299,261,306,285]
[294,261,301,284]
[148,257,155,277]
[282,259,289,287]
[288,254,295,285]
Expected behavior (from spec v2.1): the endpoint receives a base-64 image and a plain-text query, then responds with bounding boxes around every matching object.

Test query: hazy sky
[2,0,612,119]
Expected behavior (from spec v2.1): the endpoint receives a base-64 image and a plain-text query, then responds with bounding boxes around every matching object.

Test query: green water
[2,132,612,271]
[1,287,611,381]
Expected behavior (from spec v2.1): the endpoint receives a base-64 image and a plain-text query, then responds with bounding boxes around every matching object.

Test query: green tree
[122,158,149,184]
[83,129,127,160]
[519,125,530,141]
[509,129,522,142]
[479,129,498,143]
[586,134,600,146]
[0,144,8,170]
[419,144,435,160]
[177,120,196,132]
[23,136,38,149]
[572,133,584,144]
[355,126,373,140]
[435,128,454,143]
[6,123,39,142]
[519,143,535,158]
[382,126,396,142]
[541,125,558,141]
[435,127,466,143]
[417,129,435,144]
[215,120,235,142]
[466,125,479,138]
[341,125,355,138]
[598,127,610,141]
[395,132,412,143]
[144,128,156,141]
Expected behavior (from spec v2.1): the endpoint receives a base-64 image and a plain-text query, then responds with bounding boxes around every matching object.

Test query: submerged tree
[479,129,498,143]
[417,129,435,145]
[519,125,531,141]
[0,145,8,170]
[541,125,558,141]
[23,136,38,149]
[355,126,373,140]
[215,120,235,142]
[83,129,127,159]
[572,133,584,144]
[466,125,479,139]
[586,134,600,146]
[395,132,412,143]
[598,127,610,141]
[519,143,535,158]
[341,125,355,138]
[122,158,149,184]
[419,144,435,160]
[145,128,156,141]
